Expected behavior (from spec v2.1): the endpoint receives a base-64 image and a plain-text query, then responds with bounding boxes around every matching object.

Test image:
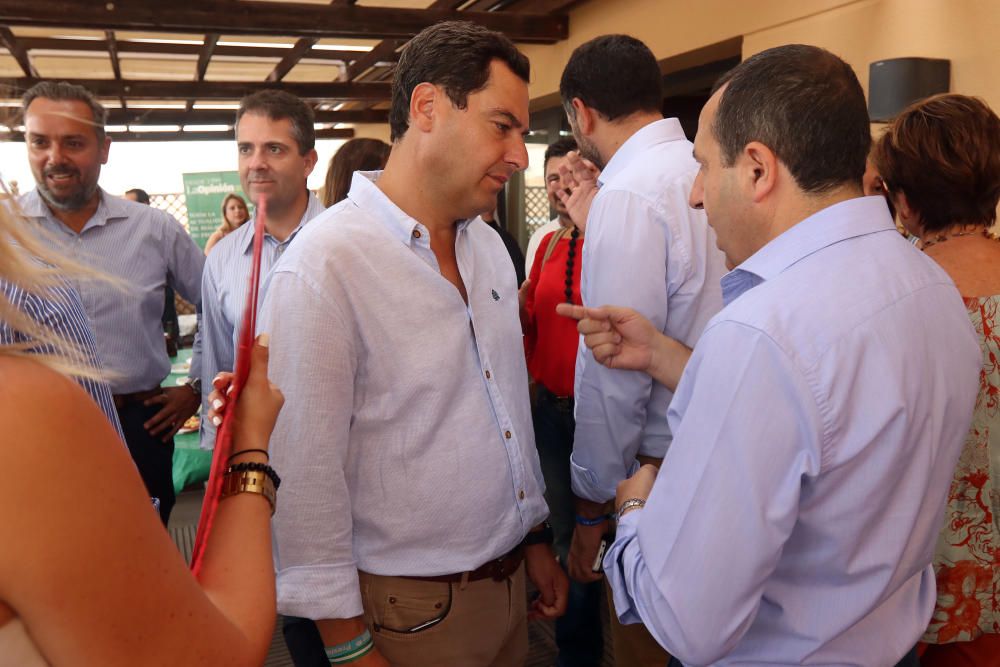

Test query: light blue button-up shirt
[260,172,548,620]
[572,118,727,502]
[605,197,980,666]
[198,192,325,449]
[20,189,204,393]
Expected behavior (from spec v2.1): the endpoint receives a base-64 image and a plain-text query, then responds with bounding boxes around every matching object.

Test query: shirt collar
[22,187,128,233]
[240,191,325,254]
[597,117,687,187]
[722,195,896,305]
[346,170,476,247]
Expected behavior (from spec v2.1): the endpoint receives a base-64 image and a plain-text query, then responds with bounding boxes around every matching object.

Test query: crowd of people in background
[0,17,998,667]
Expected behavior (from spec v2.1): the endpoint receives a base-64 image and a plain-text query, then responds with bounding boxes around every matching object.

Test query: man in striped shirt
[19,81,205,524]
[0,275,124,442]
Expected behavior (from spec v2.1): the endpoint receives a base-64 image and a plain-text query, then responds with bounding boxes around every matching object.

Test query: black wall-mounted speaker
[869,57,951,122]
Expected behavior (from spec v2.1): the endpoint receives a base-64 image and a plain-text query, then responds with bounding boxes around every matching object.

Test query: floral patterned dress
[923,295,1000,644]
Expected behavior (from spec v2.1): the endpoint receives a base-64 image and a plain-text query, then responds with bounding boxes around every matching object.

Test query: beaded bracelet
[325,628,375,664]
[226,461,281,490]
[228,448,269,463]
[575,513,614,526]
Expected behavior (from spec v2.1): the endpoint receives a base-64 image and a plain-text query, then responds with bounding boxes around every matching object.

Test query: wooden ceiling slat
[266,37,319,82]
[0,1,568,43]
[19,36,363,63]
[9,77,391,101]
[0,26,39,77]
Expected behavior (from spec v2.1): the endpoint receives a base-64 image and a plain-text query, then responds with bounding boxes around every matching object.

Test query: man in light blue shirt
[198,89,321,452]
[559,34,728,666]
[21,81,204,524]
[592,45,980,666]
[260,21,567,667]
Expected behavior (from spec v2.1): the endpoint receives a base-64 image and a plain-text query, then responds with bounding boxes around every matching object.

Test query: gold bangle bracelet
[220,469,276,515]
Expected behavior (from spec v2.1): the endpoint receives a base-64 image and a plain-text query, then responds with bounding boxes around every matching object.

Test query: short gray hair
[23,81,108,142]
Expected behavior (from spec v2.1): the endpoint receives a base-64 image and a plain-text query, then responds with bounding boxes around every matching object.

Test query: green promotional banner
[182,171,247,249]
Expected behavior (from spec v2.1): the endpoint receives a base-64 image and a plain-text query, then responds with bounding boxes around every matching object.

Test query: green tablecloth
[164,349,212,494]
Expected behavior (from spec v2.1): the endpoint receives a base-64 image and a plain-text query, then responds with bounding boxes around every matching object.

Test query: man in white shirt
[260,21,567,667]
[560,34,728,666]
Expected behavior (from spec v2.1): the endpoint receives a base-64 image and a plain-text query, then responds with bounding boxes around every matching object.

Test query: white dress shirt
[572,118,727,502]
[260,172,548,620]
[605,197,980,666]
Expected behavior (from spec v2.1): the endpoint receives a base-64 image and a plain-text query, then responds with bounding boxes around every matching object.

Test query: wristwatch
[522,521,554,546]
[183,376,202,397]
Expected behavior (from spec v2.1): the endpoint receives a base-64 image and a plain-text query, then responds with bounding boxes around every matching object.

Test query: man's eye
[495,123,510,133]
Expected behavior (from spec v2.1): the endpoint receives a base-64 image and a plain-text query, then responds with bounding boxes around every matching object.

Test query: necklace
[919,226,994,250]
[563,227,580,304]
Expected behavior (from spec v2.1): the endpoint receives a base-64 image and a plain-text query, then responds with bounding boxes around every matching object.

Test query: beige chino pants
[359,564,527,667]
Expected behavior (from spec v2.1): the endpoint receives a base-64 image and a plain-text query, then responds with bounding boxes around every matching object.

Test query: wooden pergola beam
[18,36,366,63]
[0,1,568,43]
[8,77,391,101]
[0,26,39,78]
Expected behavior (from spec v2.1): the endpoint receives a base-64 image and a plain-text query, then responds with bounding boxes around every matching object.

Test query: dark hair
[389,21,529,142]
[322,138,391,206]
[236,89,315,155]
[22,80,107,142]
[873,94,1000,232]
[543,137,577,172]
[125,188,150,204]
[711,44,870,194]
[559,35,662,122]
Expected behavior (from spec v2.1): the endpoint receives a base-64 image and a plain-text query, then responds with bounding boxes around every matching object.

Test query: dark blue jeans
[534,387,604,667]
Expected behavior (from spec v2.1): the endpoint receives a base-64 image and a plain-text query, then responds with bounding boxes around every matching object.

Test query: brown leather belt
[400,545,524,584]
[112,387,163,410]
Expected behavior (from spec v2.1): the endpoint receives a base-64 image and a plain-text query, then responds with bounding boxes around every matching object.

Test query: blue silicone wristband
[575,513,613,526]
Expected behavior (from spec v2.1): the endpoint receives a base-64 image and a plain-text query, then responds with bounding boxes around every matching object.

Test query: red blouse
[524,229,583,397]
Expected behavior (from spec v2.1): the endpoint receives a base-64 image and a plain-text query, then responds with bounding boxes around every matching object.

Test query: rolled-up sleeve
[261,267,362,620]
[604,321,823,665]
[571,190,669,502]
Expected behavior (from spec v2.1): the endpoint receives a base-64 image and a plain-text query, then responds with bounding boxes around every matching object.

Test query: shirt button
[505,430,512,439]
[412,229,422,239]
[485,370,491,380]
[518,490,525,500]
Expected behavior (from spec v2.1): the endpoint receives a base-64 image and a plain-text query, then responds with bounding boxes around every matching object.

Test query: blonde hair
[0,186,105,379]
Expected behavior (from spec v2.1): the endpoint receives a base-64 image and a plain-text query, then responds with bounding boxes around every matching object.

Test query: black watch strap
[522,521,554,546]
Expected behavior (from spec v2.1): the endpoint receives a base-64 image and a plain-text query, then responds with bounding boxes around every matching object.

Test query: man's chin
[37,184,93,212]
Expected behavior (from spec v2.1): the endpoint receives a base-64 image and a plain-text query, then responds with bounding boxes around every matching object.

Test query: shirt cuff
[603,510,644,626]
[276,564,363,620]
[569,454,641,503]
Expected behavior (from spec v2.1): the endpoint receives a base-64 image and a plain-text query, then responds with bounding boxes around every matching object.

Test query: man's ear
[743,141,778,203]
[302,148,319,178]
[100,136,112,165]
[571,98,597,136]
[409,82,439,133]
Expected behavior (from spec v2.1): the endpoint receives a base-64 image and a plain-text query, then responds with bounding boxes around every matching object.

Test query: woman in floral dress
[873,93,1000,666]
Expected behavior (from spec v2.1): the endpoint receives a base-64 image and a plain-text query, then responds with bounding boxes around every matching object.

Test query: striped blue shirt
[198,192,326,449]
[0,274,125,442]
[19,189,205,393]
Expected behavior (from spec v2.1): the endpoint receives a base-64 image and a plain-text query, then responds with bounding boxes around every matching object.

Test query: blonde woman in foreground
[0,202,283,665]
